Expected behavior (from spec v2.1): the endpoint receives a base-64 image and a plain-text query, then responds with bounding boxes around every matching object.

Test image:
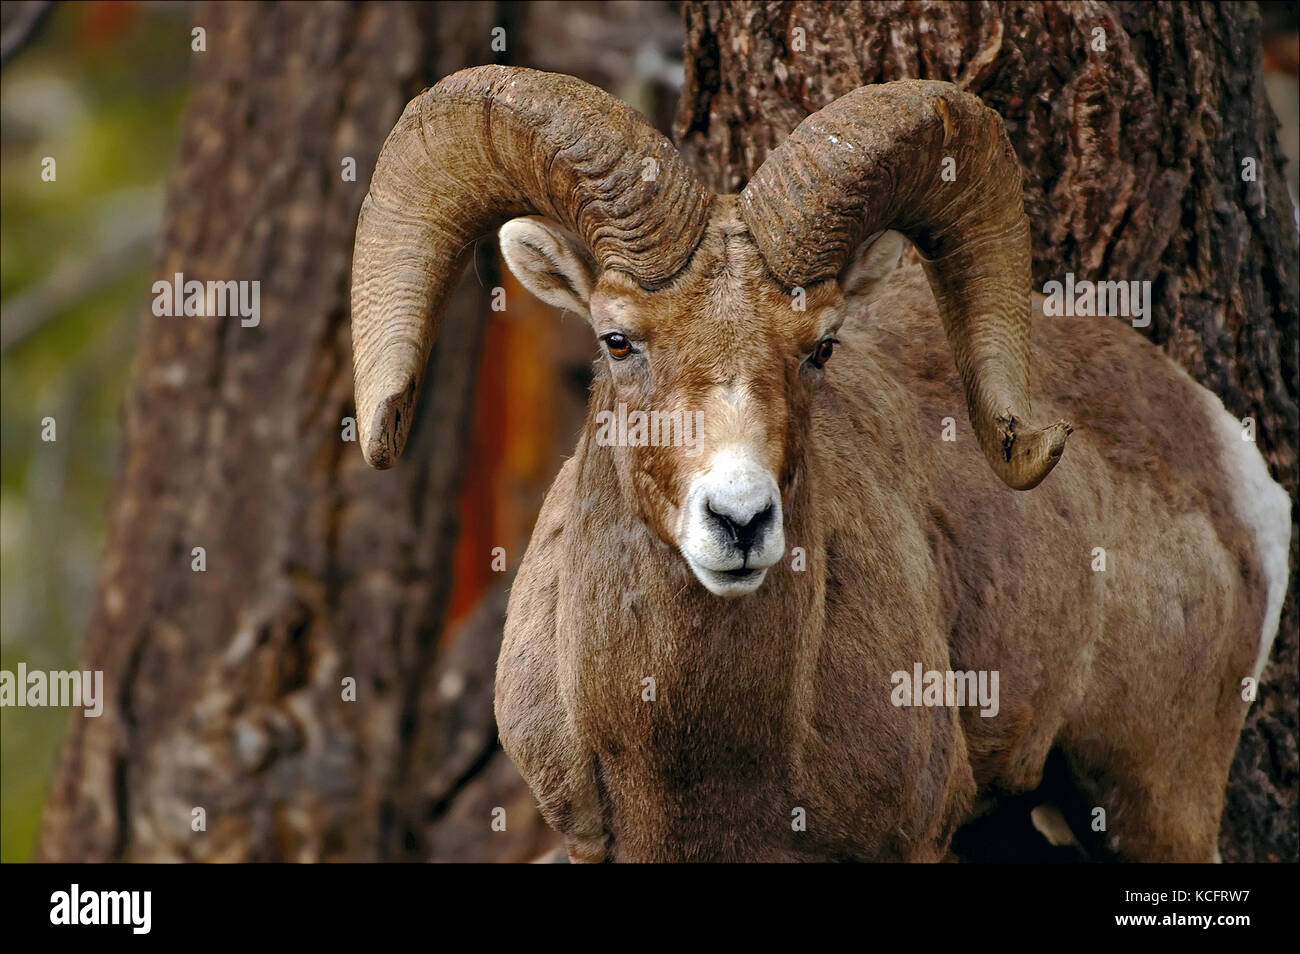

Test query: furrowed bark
[38,0,545,863]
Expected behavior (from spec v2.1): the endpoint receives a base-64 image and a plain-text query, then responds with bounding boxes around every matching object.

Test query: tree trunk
[38,0,549,862]
[677,0,1297,862]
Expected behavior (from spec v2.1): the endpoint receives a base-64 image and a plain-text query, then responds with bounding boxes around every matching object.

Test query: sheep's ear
[499,216,597,319]
[839,230,905,304]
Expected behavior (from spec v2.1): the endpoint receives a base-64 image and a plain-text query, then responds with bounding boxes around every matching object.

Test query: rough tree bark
[676,0,1298,861]
[39,0,551,862]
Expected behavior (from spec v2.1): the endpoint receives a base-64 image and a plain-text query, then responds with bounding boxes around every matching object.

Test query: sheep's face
[500,201,902,597]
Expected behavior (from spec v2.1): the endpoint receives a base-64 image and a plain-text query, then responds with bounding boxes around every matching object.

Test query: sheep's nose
[706,500,775,554]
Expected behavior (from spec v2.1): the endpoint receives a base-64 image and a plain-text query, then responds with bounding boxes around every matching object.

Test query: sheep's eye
[602,332,633,360]
[810,336,837,369]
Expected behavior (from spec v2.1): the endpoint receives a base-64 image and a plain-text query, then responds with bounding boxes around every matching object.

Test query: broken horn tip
[361,386,413,470]
[1045,419,1072,444]
[1027,421,1070,458]
[362,442,394,470]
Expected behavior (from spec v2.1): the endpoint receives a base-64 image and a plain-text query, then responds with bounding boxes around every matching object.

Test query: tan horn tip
[997,419,1072,490]
[360,379,417,470]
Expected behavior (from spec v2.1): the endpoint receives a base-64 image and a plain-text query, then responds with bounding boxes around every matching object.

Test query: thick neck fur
[556,372,828,860]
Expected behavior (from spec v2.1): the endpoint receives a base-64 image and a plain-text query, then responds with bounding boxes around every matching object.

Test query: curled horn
[740,80,1070,490]
[351,65,712,468]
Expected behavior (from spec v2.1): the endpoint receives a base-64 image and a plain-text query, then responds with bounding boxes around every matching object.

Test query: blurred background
[3,1,192,861]
[2,0,1297,863]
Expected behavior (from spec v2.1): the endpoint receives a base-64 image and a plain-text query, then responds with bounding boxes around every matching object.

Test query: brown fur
[494,198,1269,862]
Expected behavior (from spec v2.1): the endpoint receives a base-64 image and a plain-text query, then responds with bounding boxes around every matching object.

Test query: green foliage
[0,3,191,862]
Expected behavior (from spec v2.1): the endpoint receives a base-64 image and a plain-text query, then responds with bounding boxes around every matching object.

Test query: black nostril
[707,503,775,553]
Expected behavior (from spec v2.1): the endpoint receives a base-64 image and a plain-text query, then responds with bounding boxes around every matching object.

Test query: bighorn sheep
[350,66,1291,862]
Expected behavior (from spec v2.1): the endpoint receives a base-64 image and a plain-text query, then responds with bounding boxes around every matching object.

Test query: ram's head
[350,66,1069,597]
